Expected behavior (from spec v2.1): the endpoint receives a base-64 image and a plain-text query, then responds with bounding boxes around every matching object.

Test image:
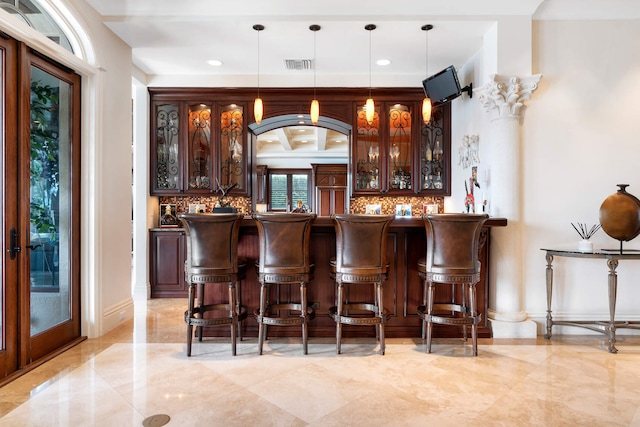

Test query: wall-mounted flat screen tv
[422,65,463,105]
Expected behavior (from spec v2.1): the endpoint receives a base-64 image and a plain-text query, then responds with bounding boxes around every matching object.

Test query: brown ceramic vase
[599,184,640,242]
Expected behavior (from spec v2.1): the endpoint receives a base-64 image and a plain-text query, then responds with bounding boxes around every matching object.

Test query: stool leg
[301,281,309,355]
[229,282,237,356]
[186,283,195,356]
[236,280,243,341]
[374,282,380,343]
[461,284,468,342]
[197,283,205,342]
[426,281,435,353]
[421,278,427,341]
[469,283,478,356]
[258,282,267,355]
[336,281,344,354]
[377,281,385,355]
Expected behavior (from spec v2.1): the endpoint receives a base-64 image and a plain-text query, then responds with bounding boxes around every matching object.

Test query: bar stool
[417,213,488,356]
[252,212,317,355]
[329,214,395,355]
[179,213,247,356]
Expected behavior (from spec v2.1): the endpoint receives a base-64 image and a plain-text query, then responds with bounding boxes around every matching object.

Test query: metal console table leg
[544,253,554,339]
[606,258,619,353]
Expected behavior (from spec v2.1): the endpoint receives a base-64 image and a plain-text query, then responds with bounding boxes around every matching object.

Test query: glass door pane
[29,65,72,336]
[354,106,380,191]
[388,104,412,191]
[187,103,212,190]
[220,104,244,191]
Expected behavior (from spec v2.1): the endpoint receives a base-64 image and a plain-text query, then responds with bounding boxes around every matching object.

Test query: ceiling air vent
[284,59,313,70]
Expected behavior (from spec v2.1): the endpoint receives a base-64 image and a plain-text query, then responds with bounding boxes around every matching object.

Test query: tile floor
[1,298,640,426]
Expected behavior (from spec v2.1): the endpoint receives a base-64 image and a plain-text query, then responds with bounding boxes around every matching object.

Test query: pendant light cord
[368,26,372,98]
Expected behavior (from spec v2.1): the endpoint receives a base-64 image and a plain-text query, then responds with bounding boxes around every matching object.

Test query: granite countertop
[150,215,507,232]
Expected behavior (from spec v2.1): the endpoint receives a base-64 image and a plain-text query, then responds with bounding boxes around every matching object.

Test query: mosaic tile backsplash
[158,195,444,218]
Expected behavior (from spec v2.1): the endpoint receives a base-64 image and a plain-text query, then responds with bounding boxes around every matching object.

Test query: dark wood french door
[1,36,82,383]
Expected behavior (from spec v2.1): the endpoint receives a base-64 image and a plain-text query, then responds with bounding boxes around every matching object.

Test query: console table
[542,248,640,353]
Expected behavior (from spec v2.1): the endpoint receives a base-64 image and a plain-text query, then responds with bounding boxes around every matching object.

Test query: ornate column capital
[475,74,542,120]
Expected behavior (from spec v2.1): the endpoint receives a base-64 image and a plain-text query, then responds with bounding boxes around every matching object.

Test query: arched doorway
[249,115,352,213]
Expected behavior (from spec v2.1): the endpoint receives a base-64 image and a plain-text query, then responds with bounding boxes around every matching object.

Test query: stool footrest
[253,304,316,326]
[184,305,248,327]
[329,304,390,325]
[417,305,481,325]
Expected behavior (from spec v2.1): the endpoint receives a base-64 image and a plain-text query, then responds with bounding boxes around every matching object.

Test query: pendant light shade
[365,24,376,125]
[310,99,319,125]
[254,97,263,124]
[422,97,432,124]
[309,24,321,125]
[421,24,433,125]
[253,24,264,124]
[365,97,375,124]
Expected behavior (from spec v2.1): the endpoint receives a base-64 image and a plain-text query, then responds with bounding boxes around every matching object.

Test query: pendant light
[365,24,376,125]
[253,24,264,124]
[309,24,321,125]
[422,24,433,125]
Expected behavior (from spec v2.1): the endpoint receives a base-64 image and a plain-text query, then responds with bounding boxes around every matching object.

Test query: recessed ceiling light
[376,59,391,66]
[207,59,223,66]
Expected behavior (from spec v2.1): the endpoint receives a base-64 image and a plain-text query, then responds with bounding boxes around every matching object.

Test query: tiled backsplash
[158,195,444,217]
[350,196,443,216]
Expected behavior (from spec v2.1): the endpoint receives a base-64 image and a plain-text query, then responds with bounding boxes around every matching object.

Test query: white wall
[524,20,640,331]
[56,0,135,336]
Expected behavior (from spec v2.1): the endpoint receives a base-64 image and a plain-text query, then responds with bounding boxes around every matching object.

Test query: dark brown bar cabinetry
[149,229,187,298]
[149,217,506,337]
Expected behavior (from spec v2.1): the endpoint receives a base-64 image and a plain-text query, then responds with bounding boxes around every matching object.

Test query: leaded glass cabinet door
[219,103,246,192]
[387,103,413,192]
[187,103,212,191]
[152,102,182,193]
[418,104,451,195]
[353,105,380,193]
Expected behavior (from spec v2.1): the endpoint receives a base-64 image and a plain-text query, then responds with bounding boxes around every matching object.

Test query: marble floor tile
[1,298,640,426]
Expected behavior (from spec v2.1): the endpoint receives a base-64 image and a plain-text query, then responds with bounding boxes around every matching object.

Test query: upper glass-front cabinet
[219,104,246,192]
[419,104,450,195]
[153,103,181,192]
[354,105,381,192]
[150,98,249,196]
[187,103,212,191]
[352,100,450,196]
[388,104,412,191]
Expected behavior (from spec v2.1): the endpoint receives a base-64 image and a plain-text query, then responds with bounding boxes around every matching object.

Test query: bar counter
[150,216,507,339]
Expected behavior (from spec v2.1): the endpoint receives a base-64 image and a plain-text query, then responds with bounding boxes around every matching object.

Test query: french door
[1,36,81,382]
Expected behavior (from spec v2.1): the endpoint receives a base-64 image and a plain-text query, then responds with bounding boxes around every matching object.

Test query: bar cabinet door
[219,103,249,195]
[151,102,183,194]
[186,103,213,193]
[418,103,451,196]
[353,104,381,194]
[387,103,414,193]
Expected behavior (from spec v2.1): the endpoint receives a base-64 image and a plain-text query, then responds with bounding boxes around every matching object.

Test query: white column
[476,74,541,338]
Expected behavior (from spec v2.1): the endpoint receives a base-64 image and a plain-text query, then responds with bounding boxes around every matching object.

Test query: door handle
[27,244,42,250]
[8,227,20,259]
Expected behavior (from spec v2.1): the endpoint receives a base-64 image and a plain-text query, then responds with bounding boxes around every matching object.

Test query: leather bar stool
[417,213,488,356]
[179,213,248,356]
[329,214,395,355]
[252,212,317,355]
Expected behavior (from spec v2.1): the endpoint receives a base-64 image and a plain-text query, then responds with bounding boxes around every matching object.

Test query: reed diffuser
[571,222,601,252]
